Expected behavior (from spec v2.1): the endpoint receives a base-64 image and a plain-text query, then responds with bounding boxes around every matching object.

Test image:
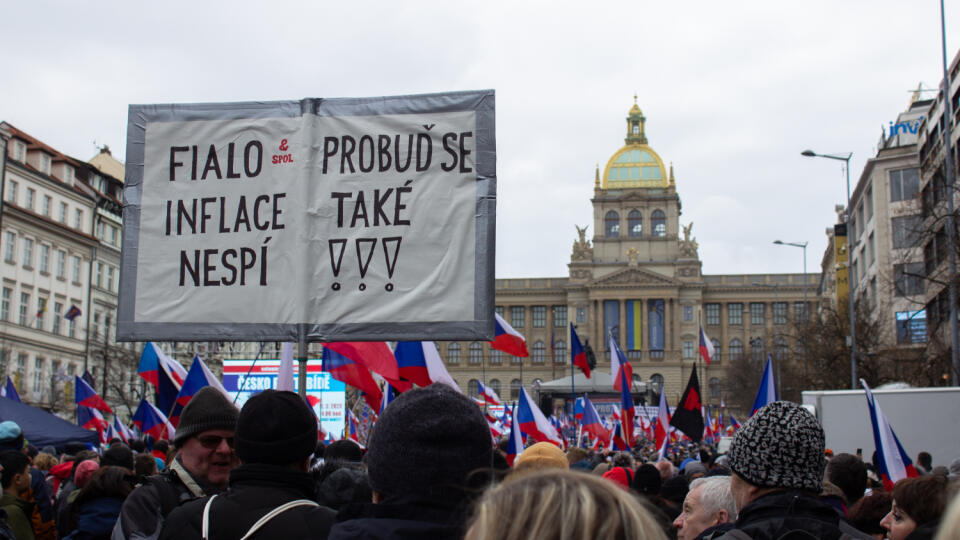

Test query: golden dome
[601,98,668,189]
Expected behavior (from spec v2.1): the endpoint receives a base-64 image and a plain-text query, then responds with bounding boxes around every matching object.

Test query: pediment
[591,267,679,287]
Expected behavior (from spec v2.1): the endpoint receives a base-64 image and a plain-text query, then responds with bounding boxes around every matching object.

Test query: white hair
[690,476,737,521]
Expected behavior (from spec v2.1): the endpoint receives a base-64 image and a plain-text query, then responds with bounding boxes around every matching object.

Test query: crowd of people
[0,385,957,539]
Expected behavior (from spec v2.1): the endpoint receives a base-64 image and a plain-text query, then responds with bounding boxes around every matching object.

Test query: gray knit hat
[173,387,239,447]
[365,383,492,499]
[727,401,825,492]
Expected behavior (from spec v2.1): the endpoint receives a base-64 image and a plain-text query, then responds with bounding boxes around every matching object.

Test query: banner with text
[118,91,496,341]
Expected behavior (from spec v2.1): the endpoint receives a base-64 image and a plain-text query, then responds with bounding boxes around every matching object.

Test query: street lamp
[774,239,809,384]
[802,149,856,389]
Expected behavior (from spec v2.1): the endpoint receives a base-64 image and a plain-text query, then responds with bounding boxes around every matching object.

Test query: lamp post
[802,150,856,389]
[774,240,809,384]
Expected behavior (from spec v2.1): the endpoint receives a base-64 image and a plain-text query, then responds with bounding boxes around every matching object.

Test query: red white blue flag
[322,347,383,411]
[862,379,919,490]
[699,327,714,365]
[570,323,590,378]
[477,381,501,406]
[750,355,778,416]
[579,394,610,443]
[132,399,174,440]
[74,376,113,414]
[517,387,562,445]
[175,355,230,406]
[491,313,529,358]
[609,336,633,393]
[0,377,19,403]
[78,405,108,432]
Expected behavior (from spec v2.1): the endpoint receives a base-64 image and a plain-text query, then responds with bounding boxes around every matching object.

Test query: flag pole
[232,342,267,405]
[297,324,308,399]
[570,325,575,420]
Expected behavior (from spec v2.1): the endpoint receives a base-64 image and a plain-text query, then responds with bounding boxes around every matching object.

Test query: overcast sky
[2,1,956,279]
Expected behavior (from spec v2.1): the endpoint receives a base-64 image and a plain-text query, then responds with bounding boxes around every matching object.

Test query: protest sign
[118,90,496,341]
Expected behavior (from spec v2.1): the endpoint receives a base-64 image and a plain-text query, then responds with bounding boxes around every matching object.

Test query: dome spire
[626,96,647,145]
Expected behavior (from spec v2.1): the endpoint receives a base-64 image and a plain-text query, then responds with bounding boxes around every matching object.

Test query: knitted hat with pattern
[727,401,825,492]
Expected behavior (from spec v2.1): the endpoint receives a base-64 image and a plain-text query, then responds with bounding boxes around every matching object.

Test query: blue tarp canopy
[0,396,99,449]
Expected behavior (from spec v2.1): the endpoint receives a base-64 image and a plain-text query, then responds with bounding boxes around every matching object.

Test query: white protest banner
[118,90,496,341]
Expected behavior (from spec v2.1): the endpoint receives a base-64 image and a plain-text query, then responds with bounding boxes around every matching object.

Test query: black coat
[159,463,336,540]
[716,490,869,540]
[328,495,470,540]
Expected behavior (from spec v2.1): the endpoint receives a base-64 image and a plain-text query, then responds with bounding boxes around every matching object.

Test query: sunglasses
[196,435,235,450]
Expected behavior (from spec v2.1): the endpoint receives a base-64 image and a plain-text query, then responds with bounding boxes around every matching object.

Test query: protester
[847,491,891,540]
[880,475,948,540]
[0,451,35,540]
[62,467,135,540]
[112,386,239,539]
[322,440,363,463]
[601,466,634,489]
[0,421,54,539]
[466,469,668,540]
[329,383,493,539]
[916,452,933,475]
[721,401,871,539]
[514,442,568,472]
[935,489,960,540]
[565,447,589,469]
[160,390,336,539]
[132,453,157,484]
[100,445,134,473]
[656,460,676,481]
[316,467,372,511]
[673,476,736,540]
[826,452,867,508]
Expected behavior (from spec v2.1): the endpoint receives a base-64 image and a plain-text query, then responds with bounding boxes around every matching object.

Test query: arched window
[751,338,765,362]
[650,373,664,393]
[510,378,522,400]
[532,341,546,364]
[490,349,503,365]
[709,377,721,399]
[605,211,620,237]
[447,342,461,364]
[711,339,721,362]
[489,379,501,397]
[628,210,642,237]
[468,342,483,365]
[651,210,666,237]
[632,373,642,389]
[774,337,789,360]
[468,379,480,396]
[729,338,743,361]
[553,340,566,364]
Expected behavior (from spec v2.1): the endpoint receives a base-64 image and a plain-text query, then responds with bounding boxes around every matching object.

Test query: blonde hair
[32,452,58,472]
[466,469,667,540]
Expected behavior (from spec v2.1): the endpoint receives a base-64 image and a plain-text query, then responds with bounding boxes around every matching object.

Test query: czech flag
[491,313,529,358]
[573,396,585,421]
[609,421,629,451]
[570,323,590,378]
[379,383,398,416]
[477,381,501,406]
[132,399,175,440]
[322,347,383,411]
[506,402,523,466]
[175,355,230,406]
[393,341,462,393]
[862,379,919,491]
[727,414,741,435]
[74,376,113,414]
[699,327,714,365]
[579,394,610,443]
[346,409,365,448]
[655,389,671,461]
[750,355,778,416]
[0,377,21,403]
[113,417,135,443]
[139,343,186,417]
[323,342,408,391]
[609,336,633,393]
[517,387,562,445]
[78,405,108,432]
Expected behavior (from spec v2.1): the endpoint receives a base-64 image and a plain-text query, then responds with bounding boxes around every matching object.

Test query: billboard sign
[119,90,496,342]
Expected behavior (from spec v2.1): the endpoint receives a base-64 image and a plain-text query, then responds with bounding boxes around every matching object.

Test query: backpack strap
[201,494,218,540]
[239,499,320,540]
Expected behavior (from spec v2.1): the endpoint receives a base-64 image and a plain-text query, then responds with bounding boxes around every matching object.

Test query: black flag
[670,369,704,442]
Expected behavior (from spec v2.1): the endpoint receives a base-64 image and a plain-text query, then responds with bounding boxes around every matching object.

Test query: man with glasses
[112,387,239,540]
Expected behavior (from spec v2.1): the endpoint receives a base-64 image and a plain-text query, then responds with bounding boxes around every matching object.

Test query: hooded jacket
[715,490,871,540]
[0,492,35,540]
[328,494,471,540]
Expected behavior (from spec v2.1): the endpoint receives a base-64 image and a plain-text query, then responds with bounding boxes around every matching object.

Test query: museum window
[510,378,522,400]
[468,379,479,397]
[794,302,808,323]
[447,343,460,365]
[510,306,525,328]
[576,307,586,323]
[468,342,483,365]
[683,305,693,321]
[490,349,503,365]
[705,303,720,325]
[651,210,666,237]
[605,211,620,237]
[750,303,765,326]
[728,303,743,325]
[489,379,501,397]
[650,373,664,394]
[553,340,566,364]
[729,338,743,361]
[709,377,721,399]
[628,210,642,237]
[711,339,721,362]
[532,305,546,328]
[495,305,504,318]
[553,305,567,327]
[773,302,788,325]
[532,341,546,364]
[682,339,695,359]
[751,338,765,362]
[774,337,789,361]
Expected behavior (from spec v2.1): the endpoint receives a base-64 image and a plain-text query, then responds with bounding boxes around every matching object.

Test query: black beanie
[101,444,135,470]
[235,390,317,465]
[365,383,492,499]
[173,387,239,447]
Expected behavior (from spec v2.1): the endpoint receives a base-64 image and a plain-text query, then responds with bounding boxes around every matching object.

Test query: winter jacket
[0,493,35,540]
[63,497,124,540]
[328,494,472,540]
[715,490,871,540]
[0,508,17,540]
[111,458,215,540]
[158,463,336,540]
